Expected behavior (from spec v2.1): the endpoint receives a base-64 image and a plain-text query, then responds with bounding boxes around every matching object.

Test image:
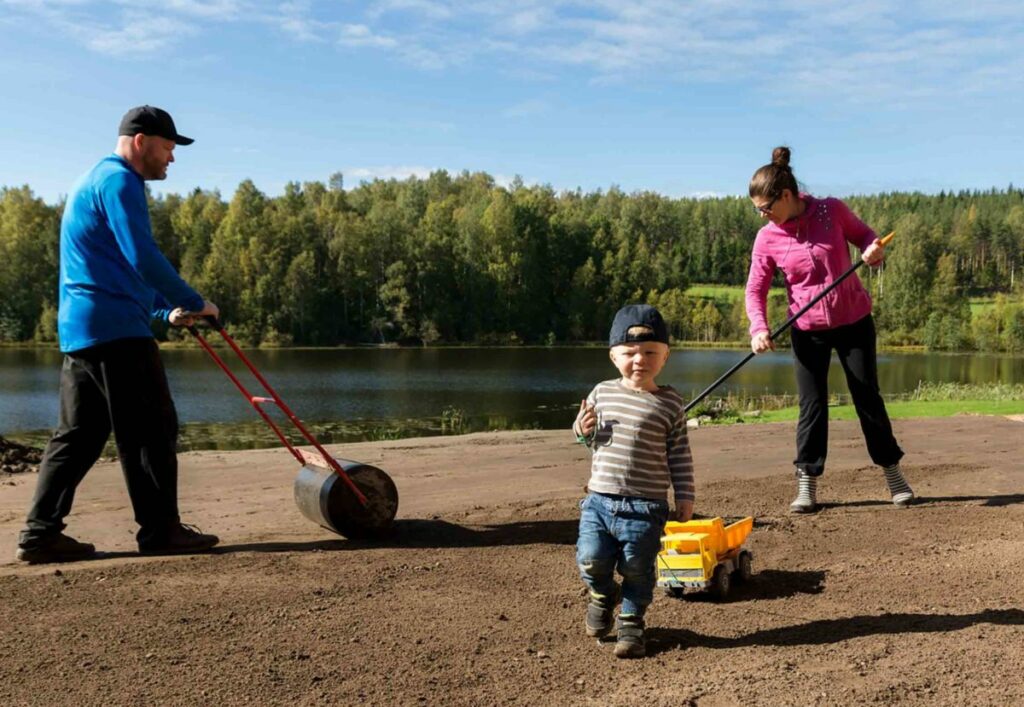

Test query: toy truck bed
[657,516,754,598]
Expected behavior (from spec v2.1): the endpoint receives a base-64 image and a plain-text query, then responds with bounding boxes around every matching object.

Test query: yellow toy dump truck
[657,516,754,599]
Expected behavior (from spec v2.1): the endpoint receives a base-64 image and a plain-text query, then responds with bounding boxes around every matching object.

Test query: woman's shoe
[789,470,818,513]
[883,464,915,507]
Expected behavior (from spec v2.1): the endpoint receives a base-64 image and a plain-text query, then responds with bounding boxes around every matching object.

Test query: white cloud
[339,23,397,48]
[395,43,449,70]
[687,190,728,200]
[74,13,198,56]
[343,166,536,188]
[278,18,320,41]
[490,173,517,188]
[367,0,451,21]
[497,8,550,36]
[2,0,1021,105]
[265,0,332,42]
[347,165,434,181]
[160,0,243,20]
[501,99,547,119]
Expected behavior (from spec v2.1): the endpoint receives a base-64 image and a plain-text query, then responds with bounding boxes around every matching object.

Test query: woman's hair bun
[771,146,791,169]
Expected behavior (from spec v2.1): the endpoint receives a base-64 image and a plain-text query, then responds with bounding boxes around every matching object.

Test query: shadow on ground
[674,569,826,604]
[917,494,1024,507]
[808,493,1024,511]
[215,517,579,554]
[646,608,1024,654]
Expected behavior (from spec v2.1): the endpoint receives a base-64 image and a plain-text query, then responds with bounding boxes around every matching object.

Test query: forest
[1,171,1022,350]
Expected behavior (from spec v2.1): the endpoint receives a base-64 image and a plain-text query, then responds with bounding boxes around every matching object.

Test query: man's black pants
[790,315,903,477]
[20,337,181,548]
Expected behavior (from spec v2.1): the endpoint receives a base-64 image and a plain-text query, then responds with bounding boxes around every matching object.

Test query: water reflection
[2,346,1022,435]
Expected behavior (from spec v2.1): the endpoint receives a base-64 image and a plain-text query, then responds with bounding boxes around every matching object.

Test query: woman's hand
[862,239,886,267]
[574,399,597,438]
[751,331,775,354]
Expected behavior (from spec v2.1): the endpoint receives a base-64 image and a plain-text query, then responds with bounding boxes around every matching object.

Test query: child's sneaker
[883,463,915,507]
[789,470,818,513]
[613,615,646,658]
[584,588,619,638]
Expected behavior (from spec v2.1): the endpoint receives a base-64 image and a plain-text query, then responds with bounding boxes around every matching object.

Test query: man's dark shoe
[613,615,646,659]
[138,523,219,555]
[16,533,96,564]
[585,587,621,638]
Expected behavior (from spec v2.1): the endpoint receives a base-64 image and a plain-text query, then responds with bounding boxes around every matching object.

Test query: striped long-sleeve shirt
[577,379,695,503]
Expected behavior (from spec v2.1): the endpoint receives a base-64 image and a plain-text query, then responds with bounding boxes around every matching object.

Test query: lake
[2,347,1022,441]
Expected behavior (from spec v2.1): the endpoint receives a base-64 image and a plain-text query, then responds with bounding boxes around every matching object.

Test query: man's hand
[862,239,886,267]
[169,300,220,328]
[168,308,195,327]
[674,500,694,522]
[751,331,775,354]
[574,399,596,438]
[196,300,220,319]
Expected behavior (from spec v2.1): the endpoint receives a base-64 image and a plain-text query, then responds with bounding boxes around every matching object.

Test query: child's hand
[674,500,694,522]
[575,399,597,437]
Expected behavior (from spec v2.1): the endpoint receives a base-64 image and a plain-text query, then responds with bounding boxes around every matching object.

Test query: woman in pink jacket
[745,146,913,513]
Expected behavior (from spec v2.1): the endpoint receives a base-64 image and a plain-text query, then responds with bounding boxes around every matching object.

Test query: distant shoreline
[1,340,977,354]
[7,397,1023,453]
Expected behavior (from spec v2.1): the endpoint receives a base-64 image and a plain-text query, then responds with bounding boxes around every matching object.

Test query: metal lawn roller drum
[188,317,398,538]
[292,454,398,537]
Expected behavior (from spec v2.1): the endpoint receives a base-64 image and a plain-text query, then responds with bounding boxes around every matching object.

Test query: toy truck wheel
[735,551,753,582]
[710,565,730,599]
[664,587,684,599]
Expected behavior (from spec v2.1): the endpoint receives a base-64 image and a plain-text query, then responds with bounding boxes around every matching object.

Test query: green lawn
[969,297,995,316]
[685,284,747,301]
[756,399,1024,424]
[686,284,791,301]
[688,289,1004,316]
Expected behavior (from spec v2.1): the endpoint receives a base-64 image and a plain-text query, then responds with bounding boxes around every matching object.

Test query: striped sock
[883,463,914,507]
[790,471,818,513]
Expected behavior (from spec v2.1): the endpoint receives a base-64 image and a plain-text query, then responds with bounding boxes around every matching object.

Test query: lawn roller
[187,317,398,538]
[684,232,894,413]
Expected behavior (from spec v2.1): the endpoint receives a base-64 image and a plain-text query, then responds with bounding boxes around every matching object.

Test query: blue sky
[2,0,1022,204]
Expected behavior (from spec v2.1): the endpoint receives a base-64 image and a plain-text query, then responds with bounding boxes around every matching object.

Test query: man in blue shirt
[17,106,221,563]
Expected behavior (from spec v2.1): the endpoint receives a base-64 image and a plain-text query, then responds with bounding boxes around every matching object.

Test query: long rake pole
[683,232,894,414]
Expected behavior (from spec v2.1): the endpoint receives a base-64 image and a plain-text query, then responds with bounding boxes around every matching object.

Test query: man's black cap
[609,304,670,347]
[118,105,194,145]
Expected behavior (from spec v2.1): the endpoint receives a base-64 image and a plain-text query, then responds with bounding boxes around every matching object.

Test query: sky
[1,0,1023,204]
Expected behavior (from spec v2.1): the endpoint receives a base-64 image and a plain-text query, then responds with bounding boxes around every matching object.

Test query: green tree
[873,214,937,343]
[0,187,59,341]
[923,253,971,350]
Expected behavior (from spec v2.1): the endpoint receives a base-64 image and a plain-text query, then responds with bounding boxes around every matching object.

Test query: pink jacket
[745,195,878,336]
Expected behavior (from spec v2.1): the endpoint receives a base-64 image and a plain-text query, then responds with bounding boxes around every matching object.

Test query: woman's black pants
[789,315,903,477]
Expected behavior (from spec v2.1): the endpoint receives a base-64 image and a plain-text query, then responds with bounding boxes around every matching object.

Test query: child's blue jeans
[576,492,669,617]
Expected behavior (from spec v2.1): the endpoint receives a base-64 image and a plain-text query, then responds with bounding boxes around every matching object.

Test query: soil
[2,415,1023,706]
[0,436,42,475]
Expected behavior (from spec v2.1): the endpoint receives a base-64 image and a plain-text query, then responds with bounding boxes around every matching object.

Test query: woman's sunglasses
[754,195,779,216]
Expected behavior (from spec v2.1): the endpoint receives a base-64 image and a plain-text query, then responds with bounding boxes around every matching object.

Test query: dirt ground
[2,415,1023,706]
[0,436,42,475]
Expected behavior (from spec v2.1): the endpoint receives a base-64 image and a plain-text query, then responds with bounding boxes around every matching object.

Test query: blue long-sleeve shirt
[58,155,204,353]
